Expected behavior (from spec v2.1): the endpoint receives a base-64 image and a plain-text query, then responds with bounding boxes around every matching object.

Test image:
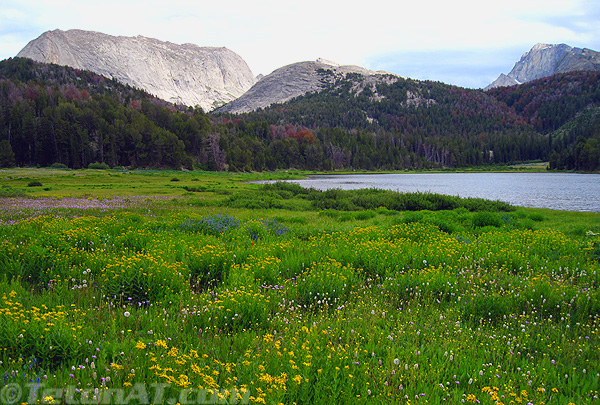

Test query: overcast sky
[1,0,598,88]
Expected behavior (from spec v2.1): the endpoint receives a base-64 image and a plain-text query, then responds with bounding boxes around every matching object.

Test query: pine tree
[0,140,16,167]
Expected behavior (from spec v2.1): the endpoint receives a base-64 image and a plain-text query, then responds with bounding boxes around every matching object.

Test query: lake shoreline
[261,172,600,213]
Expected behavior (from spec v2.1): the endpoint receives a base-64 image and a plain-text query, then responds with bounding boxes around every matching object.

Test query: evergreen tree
[0,139,15,167]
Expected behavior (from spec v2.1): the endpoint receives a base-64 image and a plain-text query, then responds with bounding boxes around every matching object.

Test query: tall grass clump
[186,244,232,291]
[101,252,188,304]
[188,285,271,332]
[289,258,358,311]
[472,211,503,228]
[0,292,84,368]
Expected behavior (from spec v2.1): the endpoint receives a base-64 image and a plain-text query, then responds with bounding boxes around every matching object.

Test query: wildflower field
[1,168,599,404]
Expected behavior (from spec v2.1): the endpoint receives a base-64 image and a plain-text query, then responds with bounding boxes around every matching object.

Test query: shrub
[319,209,340,218]
[27,181,42,187]
[183,185,207,192]
[339,213,353,221]
[354,210,376,221]
[375,206,399,216]
[0,187,25,197]
[530,213,545,222]
[402,211,423,224]
[262,181,310,197]
[472,211,503,228]
[87,162,110,169]
[225,191,292,209]
[308,188,515,212]
[429,218,456,233]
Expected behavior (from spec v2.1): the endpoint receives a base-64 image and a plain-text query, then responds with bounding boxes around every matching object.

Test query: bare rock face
[218,59,394,113]
[485,43,600,90]
[17,29,257,111]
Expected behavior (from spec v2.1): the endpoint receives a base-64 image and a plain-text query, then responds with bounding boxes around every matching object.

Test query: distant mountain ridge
[485,43,600,90]
[217,59,396,113]
[15,31,600,110]
[17,29,257,111]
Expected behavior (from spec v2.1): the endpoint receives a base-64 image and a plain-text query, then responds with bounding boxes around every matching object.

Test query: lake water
[271,173,600,212]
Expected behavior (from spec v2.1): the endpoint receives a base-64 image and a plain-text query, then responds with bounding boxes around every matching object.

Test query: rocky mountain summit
[17,29,257,111]
[217,59,395,113]
[485,43,600,90]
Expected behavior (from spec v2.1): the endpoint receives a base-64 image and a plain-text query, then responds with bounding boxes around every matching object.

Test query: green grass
[0,168,599,404]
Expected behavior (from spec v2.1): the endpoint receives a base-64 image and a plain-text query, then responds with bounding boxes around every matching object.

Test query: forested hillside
[0,57,209,169]
[487,71,600,171]
[1,58,598,171]
[233,72,546,169]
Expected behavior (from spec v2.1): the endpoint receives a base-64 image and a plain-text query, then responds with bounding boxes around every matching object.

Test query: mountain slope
[0,57,212,169]
[226,69,546,168]
[2,58,598,172]
[487,70,600,171]
[217,59,395,113]
[17,29,257,111]
[485,43,600,90]
[487,70,600,133]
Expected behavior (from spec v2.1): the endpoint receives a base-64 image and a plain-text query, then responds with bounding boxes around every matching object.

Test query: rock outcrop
[217,59,393,113]
[17,29,257,111]
[485,43,600,90]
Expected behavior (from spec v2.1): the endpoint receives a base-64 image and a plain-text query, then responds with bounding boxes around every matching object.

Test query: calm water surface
[275,173,600,212]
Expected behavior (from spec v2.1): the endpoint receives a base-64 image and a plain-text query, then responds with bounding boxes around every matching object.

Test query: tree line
[1,57,598,171]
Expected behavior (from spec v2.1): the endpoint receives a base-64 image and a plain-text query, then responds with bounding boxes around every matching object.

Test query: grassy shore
[1,168,598,404]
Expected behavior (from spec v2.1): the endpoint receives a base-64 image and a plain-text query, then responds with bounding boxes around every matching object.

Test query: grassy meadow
[1,168,599,404]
